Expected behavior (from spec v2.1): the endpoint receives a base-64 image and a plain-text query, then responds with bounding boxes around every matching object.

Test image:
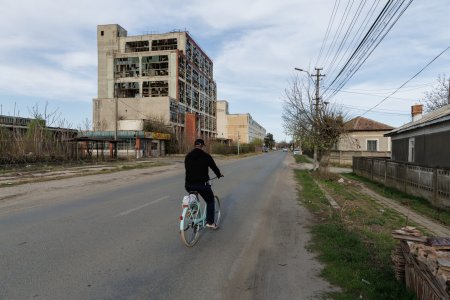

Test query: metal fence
[353,157,450,210]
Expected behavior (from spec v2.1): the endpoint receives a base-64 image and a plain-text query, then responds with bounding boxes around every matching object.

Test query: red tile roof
[345,116,394,131]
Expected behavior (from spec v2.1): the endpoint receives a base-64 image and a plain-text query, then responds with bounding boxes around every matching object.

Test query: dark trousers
[185,183,215,225]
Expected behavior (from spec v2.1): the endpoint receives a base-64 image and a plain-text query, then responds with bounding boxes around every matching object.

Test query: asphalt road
[0,152,334,299]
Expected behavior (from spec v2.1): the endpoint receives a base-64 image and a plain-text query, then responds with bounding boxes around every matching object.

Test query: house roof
[345,116,394,131]
[385,103,450,136]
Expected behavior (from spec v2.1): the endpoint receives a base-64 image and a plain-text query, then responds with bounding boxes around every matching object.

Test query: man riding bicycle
[185,138,223,229]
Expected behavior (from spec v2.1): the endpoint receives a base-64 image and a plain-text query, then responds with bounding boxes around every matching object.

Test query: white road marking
[116,196,169,217]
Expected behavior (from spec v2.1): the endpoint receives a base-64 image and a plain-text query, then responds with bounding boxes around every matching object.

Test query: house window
[408,138,415,162]
[367,140,378,151]
[100,31,104,36]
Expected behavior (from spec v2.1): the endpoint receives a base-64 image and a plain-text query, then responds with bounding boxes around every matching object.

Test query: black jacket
[185,148,221,185]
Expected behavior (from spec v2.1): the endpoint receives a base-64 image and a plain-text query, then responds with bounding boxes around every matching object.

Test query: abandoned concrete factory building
[93,24,217,144]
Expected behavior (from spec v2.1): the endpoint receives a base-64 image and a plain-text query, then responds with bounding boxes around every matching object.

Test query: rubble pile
[392,227,450,300]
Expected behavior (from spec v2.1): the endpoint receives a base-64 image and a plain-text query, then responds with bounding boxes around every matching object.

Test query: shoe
[206,223,218,230]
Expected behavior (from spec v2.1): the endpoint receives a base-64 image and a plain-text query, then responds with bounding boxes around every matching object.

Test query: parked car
[293,149,301,155]
[282,148,288,152]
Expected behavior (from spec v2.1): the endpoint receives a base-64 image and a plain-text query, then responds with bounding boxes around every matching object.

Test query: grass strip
[294,154,312,164]
[345,173,450,227]
[295,169,415,299]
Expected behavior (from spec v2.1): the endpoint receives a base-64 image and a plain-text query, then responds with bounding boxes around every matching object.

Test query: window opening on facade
[170,99,178,123]
[186,85,192,106]
[125,41,149,53]
[178,81,185,103]
[178,104,186,124]
[142,55,169,76]
[115,82,139,98]
[101,31,104,36]
[151,38,177,51]
[193,91,199,110]
[192,69,199,89]
[142,81,168,97]
[178,55,186,79]
[114,57,140,78]
[367,140,378,151]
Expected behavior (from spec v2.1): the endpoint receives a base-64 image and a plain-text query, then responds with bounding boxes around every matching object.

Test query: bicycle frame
[179,194,207,232]
[179,177,221,246]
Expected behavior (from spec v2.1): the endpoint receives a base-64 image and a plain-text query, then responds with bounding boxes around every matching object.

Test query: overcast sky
[1,0,449,141]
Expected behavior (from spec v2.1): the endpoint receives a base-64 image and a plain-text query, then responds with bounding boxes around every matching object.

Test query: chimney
[411,104,423,122]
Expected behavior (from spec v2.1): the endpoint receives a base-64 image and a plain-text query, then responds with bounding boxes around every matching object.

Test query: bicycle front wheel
[180,207,200,247]
[214,196,221,227]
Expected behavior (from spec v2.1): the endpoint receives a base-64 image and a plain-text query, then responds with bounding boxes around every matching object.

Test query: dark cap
[194,138,205,146]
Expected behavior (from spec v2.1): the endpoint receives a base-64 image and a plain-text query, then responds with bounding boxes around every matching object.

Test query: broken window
[178,104,186,124]
[186,85,192,106]
[186,40,192,61]
[114,57,140,78]
[170,99,178,123]
[178,81,185,103]
[142,81,168,97]
[192,69,199,89]
[151,38,177,51]
[115,82,139,98]
[178,55,186,79]
[125,41,149,53]
[199,94,205,112]
[193,91,199,110]
[141,55,169,77]
[186,64,192,83]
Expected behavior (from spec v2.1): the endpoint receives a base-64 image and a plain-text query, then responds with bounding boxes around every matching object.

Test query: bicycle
[179,178,221,247]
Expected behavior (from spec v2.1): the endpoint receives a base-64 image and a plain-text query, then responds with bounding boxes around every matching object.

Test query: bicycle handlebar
[209,174,224,181]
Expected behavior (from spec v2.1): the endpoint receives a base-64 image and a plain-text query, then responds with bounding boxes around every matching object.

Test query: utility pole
[313,68,325,171]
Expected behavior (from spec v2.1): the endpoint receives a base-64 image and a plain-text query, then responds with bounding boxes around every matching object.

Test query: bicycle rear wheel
[180,207,200,247]
[214,196,221,227]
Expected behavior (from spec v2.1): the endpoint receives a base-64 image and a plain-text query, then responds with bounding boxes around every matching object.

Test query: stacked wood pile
[392,227,450,300]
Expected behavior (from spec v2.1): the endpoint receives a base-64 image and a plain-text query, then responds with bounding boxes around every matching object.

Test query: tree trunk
[319,150,330,174]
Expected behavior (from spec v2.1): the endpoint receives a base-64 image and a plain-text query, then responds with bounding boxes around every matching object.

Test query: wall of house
[391,123,450,168]
[338,131,391,151]
[391,138,409,162]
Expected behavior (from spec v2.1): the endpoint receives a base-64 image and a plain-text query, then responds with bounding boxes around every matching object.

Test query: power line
[322,0,414,101]
[359,45,450,117]
[316,0,340,66]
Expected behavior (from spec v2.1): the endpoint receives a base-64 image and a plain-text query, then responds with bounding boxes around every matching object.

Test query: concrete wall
[216,100,228,139]
[330,150,391,166]
[227,114,249,143]
[93,97,170,131]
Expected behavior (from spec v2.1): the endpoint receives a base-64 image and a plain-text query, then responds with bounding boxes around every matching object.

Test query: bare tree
[423,74,450,112]
[282,76,346,172]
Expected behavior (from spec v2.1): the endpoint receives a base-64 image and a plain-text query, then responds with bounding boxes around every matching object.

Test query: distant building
[0,115,77,136]
[93,24,217,145]
[385,104,450,168]
[216,100,266,144]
